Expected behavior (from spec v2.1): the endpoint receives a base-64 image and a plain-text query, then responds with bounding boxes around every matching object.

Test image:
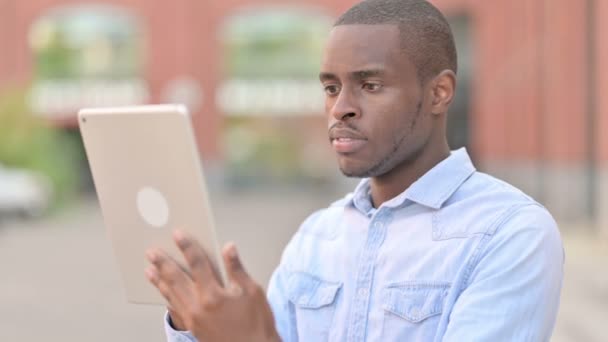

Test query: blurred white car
[0,164,53,218]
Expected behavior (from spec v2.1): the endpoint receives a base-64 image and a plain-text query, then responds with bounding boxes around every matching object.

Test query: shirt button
[357,288,369,297]
[374,221,383,229]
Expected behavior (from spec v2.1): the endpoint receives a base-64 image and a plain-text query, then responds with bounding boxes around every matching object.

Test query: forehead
[322,24,407,73]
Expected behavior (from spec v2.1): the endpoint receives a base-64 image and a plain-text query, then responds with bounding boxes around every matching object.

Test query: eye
[362,82,382,92]
[324,84,341,96]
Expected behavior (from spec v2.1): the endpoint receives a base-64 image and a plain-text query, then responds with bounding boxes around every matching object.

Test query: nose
[329,87,360,122]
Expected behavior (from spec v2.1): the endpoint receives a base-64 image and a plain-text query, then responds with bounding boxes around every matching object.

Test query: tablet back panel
[79,105,224,304]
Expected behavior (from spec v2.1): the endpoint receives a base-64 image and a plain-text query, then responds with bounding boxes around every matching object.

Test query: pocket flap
[382,282,450,323]
[287,272,342,309]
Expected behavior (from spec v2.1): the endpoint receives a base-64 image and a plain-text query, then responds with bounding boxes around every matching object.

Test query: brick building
[0,0,606,227]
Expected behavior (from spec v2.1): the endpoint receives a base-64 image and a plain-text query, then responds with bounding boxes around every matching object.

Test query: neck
[369,138,450,208]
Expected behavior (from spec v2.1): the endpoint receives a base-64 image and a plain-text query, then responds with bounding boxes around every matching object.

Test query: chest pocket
[286,272,342,342]
[381,282,450,340]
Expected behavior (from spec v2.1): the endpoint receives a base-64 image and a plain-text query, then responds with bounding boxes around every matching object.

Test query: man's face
[320,25,433,178]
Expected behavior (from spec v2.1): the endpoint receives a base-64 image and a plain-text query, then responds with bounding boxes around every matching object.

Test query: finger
[222,242,252,290]
[172,256,192,279]
[145,265,160,285]
[145,265,181,308]
[146,251,192,282]
[146,248,194,309]
[173,230,221,290]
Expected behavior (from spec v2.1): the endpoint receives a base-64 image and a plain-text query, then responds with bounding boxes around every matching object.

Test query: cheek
[363,100,410,136]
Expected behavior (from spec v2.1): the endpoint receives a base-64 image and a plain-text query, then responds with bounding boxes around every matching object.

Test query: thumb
[222,242,251,290]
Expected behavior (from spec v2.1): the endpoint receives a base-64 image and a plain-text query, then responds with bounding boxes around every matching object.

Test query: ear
[429,70,456,116]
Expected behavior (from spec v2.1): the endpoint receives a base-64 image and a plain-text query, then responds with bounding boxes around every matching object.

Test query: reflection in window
[223,9,330,79]
[218,10,331,116]
[219,9,335,186]
[29,5,147,118]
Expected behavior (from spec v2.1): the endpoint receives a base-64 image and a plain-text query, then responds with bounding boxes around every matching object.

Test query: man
[145,0,564,341]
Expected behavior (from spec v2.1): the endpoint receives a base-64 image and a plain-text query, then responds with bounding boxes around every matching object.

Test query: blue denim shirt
[165,148,564,342]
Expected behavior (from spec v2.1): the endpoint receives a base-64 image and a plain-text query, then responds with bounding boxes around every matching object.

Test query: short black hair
[334,0,457,82]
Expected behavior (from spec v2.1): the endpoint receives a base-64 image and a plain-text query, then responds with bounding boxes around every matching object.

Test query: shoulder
[436,171,559,239]
[445,173,563,287]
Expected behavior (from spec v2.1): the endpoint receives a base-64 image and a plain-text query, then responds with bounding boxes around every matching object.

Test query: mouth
[330,136,367,154]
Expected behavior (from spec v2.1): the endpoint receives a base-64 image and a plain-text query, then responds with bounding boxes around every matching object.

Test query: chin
[338,154,397,178]
[338,163,373,178]
[340,169,364,178]
[337,150,394,178]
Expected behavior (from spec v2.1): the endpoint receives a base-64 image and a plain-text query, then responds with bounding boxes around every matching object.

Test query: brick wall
[1,0,606,222]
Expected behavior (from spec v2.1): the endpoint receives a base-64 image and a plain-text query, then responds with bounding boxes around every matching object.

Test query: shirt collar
[348,148,476,212]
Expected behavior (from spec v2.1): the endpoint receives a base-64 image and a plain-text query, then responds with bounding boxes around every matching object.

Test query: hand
[145,230,280,342]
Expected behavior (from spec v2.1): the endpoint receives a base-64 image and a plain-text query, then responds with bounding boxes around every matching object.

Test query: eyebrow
[319,69,386,82]
[319,72,338,82]
[352,69,385,80]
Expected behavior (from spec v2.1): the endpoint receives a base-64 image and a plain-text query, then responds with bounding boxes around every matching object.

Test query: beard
[339,99,424,178]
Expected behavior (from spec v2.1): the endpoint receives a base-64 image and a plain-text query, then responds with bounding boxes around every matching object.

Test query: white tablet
[78,104,226,304]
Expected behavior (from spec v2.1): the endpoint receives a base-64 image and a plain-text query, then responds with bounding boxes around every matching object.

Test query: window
[29,4,147,119]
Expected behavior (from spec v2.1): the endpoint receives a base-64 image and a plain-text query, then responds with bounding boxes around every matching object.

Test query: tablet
[78,104,226,304]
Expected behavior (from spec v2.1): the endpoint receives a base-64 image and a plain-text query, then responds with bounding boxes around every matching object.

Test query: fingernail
[174,230,188,247]
[146,250,157,262]
[173,229,184,240]
[226,243,237,259]
[145,267,158,282]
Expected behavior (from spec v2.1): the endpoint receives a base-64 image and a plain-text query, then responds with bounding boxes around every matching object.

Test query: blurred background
[0,0,606,341]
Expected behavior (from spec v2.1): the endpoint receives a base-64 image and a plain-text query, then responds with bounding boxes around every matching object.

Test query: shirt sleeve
[266,230,305,342]
[266,210,326,342]
[442,205,564,342]
[267,261,295,342]
[163,311,197,342]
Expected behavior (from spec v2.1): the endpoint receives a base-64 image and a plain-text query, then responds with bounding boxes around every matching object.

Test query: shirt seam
[460,203,541,289]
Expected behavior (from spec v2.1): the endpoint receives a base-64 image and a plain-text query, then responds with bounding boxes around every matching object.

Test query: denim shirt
[165,148,564,342]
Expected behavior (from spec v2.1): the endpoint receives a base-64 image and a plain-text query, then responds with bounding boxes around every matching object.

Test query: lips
[329,128,367,154]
